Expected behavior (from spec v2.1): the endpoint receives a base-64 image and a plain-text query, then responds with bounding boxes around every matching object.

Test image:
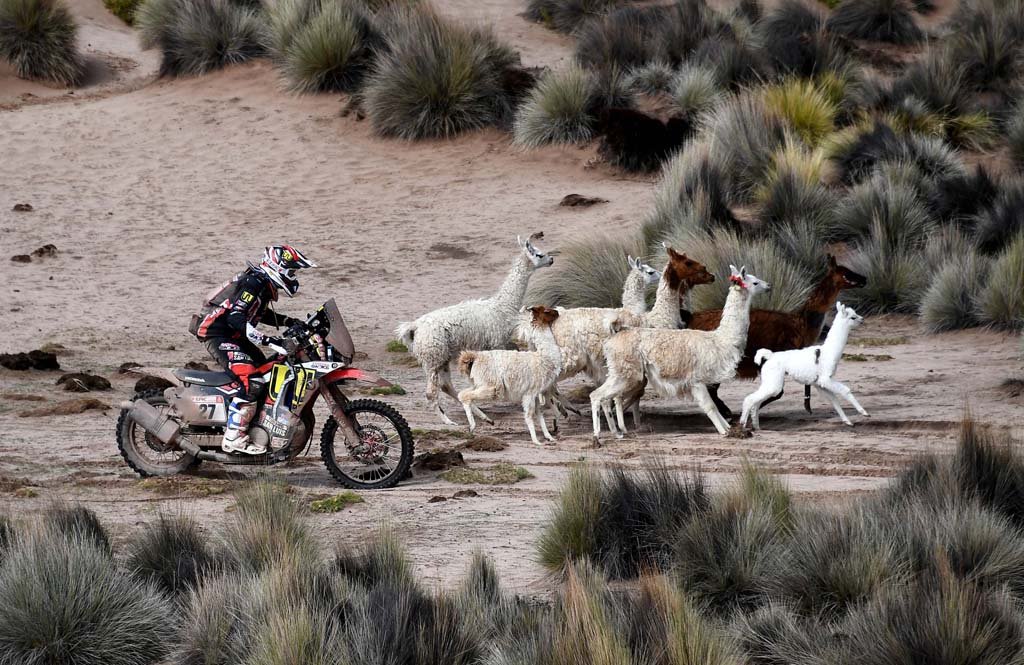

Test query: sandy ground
[3,0,1023,595]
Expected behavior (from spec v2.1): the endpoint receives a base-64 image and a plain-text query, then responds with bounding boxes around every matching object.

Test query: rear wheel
[117,389,198,477]
[320,399,414,490]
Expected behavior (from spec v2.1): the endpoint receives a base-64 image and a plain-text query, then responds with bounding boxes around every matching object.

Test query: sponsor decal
[240,291,255,303]
[302,362,344,372]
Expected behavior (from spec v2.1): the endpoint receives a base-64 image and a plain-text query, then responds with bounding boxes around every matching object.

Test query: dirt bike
[117,299,415,489]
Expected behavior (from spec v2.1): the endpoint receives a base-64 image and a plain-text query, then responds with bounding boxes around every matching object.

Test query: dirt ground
[3,0,1023,595]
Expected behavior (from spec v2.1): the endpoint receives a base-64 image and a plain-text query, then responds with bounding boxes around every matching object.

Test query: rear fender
[128,367,183,387]
[323,367,392,388]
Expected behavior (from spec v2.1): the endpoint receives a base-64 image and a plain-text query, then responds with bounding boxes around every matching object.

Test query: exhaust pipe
[122,399,182,445]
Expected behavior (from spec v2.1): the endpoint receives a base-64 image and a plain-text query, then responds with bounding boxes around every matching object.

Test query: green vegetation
[441,462,533,485]
[385,339,409,352]
[310,491,365,513]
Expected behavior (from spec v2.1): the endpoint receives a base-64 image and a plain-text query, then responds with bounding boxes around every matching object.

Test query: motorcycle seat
[173,369,237,386]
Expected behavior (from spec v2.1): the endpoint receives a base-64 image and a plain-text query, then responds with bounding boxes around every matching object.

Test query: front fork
[321,379,363,444]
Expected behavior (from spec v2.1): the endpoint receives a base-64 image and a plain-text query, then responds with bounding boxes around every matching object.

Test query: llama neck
[493,255,533,310]
[818,318,853,373]
[620,271,648,315]
[713,285,754,349]
[644,275,681,328]
[531,325,562,368]
[798,276,842,337]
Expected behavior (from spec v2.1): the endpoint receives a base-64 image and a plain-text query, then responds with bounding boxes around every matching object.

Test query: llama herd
[396,233,871,445]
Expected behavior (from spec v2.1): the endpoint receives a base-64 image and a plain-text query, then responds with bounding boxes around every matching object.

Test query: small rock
[118,362,143,373]
[11,255,31,263]
[56,372,112,392]
[19,397,108,418]
[184,361,211,371]
[560,194,608,207]
[453,490,478,499]
[27,350,59,370]
[427,495,448,503]
[725,423,753,439]
[31,244,57,258]
[463,436,507,452]
[134,375,174,393]
[12,203,32,212]
[0,353,32,370]
[414,449,466,471]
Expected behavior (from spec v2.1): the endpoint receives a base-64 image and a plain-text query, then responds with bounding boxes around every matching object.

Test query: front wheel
[320,399,414,490]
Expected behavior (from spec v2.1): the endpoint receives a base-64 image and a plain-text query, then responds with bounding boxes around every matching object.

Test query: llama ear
[627,254,637,269]
[740,266,747,278]
[517,235,525,249]
[729,264,738,275]
[836,301,844,314]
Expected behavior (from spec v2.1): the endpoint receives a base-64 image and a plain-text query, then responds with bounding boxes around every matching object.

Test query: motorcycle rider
[191,245,317,455]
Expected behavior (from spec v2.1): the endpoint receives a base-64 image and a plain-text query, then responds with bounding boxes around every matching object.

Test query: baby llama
[395,233,554,425]
[457,306,563,445]
[740,302,869,429]
[591,266,771,442]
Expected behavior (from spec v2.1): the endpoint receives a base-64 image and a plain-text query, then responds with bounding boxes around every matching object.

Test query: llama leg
[758,388,785,410]
[614,398,627,438]
[457,389,478,433]
[427,369,458,426]
[603,398,621,439]
[741,384,774,430]
[538,398,557,442]
[707,384,734,421]
[522,397,542,446]
[692,384,729,435]
[590,386,607,441]
[820,378,869,417]
[815,386,852,426]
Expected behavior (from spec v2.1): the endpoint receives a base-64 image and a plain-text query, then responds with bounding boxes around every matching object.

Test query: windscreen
[321,298,355,362]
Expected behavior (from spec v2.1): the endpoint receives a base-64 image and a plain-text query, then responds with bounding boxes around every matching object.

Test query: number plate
[191,395,226,421]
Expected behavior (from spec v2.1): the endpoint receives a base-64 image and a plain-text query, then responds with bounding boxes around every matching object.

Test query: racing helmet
[259,245,317,297]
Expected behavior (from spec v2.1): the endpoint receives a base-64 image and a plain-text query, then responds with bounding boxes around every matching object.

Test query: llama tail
[457,351,477,377]
[754,349,773,368]
[395,321,416,350]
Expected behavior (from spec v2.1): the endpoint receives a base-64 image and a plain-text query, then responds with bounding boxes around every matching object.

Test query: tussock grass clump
[136,0,266,77]
[946,0,1024,93]
[0,530,171,665]
[44,502,112,554]
[838,574,1024,665]
[919,251,989,332]
[222,480,318,572]
[764,79,837,147]
[527,234,644,308]
[732,602,830,665]
[668,62,721,121]
[514,63,597,147]
[951,418,1024,526]
[827,121,965,185]
[755,0,846,78]
[0,0,82,84]
[755,141,835,229]
[975,231,1024,330]
[273,0,380,93]
[972,180,1024,254]
[647,141,737,241]
[926,166,1000,225]
[625,60,674,95]
[334,526,415,588]
[537,465,708,578]
[362,5,518,139]
[825,0,922,44]
[704,93,789,203]
[574,5,661,72]
[833,176,933,243]
[843,225,926,314]
[127,513,216,596]
[524,0,621,34]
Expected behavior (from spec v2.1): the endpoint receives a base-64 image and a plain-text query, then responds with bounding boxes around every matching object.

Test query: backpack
[188,270,249,338]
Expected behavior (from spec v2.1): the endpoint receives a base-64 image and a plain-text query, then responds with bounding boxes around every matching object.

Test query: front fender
[323,367,392,388]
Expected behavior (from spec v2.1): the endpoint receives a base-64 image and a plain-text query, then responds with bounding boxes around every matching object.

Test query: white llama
[457,306,563,445]
[395,233,554,425]
[741,302,869,429]
[591,266,771,441]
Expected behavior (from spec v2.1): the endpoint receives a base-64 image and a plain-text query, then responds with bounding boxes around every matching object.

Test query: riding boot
[222,399,265,454]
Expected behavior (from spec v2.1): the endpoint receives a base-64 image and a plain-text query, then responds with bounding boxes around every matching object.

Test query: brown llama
[684,254,867,418]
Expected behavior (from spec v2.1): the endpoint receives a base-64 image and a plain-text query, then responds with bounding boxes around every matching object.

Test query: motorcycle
[117,299,415,489]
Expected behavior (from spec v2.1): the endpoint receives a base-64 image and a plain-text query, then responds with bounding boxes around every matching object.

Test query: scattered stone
[31,244,57,258]
[452,489,478,499]
[12,203,32,212]
[56,372,112,392]
[134,375,174,393]
[118,361,142,373]
[11,254,31,263]
[184,361,211,371]
[413,449,466,471]
[0,392,46,401]
[0,350,59,371]
[20,397,108,417]
[1000,378,1024,398]
[560,194,609,207]
[427,495,448,503]
[463,436,508,452]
